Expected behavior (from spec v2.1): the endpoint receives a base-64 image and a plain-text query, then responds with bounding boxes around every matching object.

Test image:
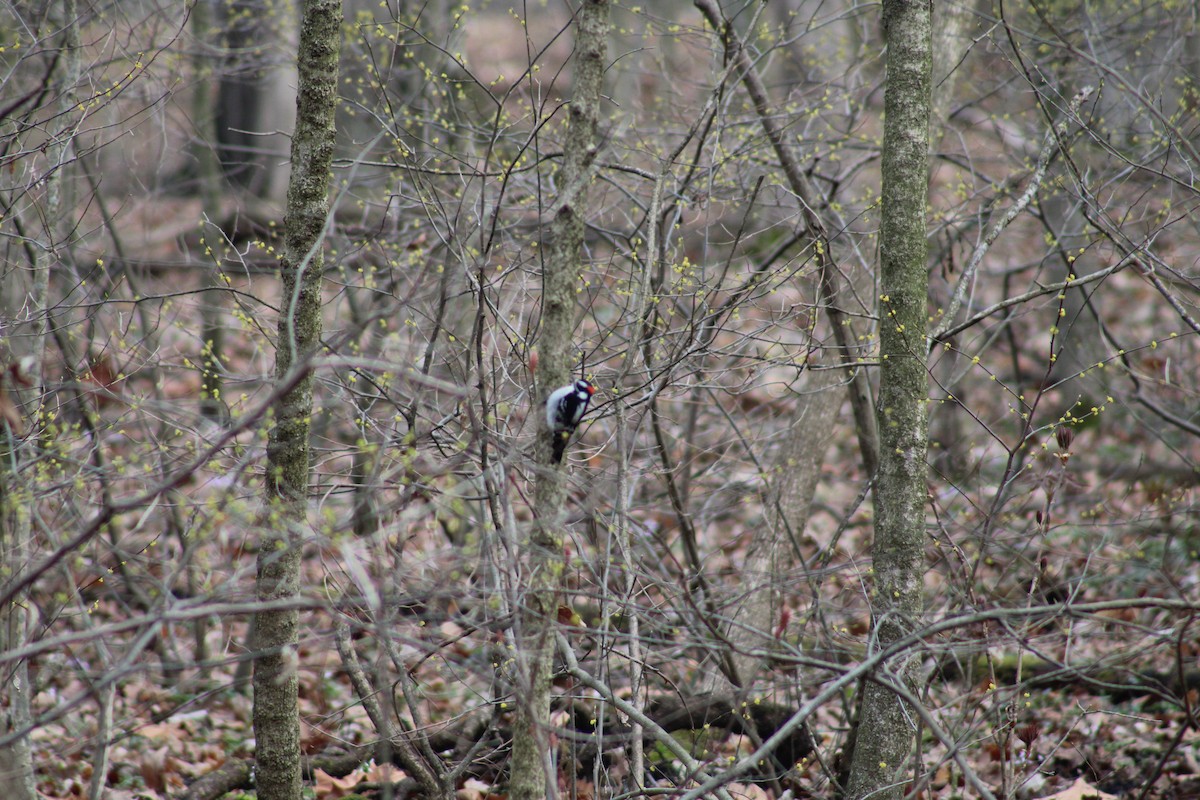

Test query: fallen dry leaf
[456,777,494,800]
[314,767,364,798]
[1039,777,1119,800]
[315,761,404,799]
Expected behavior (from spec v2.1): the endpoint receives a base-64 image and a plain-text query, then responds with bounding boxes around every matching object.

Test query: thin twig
[931,86,1094,344]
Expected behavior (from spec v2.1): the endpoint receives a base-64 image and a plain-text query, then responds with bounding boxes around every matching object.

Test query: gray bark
[927,0,980,477]
[216,0,296,201]
[194,0,229,428]
[509,1,609,797]
[845,0,932,797]
[0,397,39,800]
[0,2,79,796]
[930,0,978,142]
[252,2,341,799]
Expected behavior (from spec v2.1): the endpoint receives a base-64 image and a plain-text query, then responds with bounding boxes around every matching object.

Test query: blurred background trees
[1,0,1199,797]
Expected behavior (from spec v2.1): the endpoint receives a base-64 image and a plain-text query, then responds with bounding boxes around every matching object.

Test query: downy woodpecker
[545,379,596,463]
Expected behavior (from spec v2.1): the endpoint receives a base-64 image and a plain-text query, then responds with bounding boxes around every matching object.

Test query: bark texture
[253,2,341,799]
[509,2,609,797]
[0,4,77,796]
[845,0,932,797]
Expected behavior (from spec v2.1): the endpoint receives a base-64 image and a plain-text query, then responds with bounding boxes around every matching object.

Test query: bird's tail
[552,431,570,463]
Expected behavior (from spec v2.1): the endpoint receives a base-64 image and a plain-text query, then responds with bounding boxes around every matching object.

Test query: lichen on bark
[845,0,932,797]
[252,3,342,800]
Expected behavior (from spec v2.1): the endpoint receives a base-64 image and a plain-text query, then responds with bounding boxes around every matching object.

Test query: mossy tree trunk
[508,2,609,798]
[252,2,341,799]
[845,0,932,797]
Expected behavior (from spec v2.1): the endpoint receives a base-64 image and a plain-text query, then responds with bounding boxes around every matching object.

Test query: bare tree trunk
[703,365,843,695]
[0,466,37,800]
[0,2,79,796]
[217,0,295,200]
[192,0,230,426]
[930,0,977,141]
[694,0,880,479]
[509,1,609,797]
[690,2,885,731]
[252,2,341,799]
[845,0,932,797]
[0,382,41,800]
[927,0,979,479]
